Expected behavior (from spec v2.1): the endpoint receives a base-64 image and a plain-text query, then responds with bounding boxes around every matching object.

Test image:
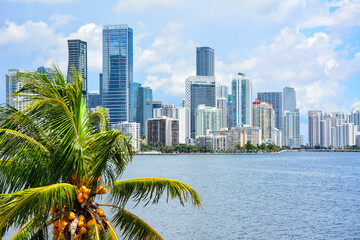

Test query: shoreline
[136,150,288,155]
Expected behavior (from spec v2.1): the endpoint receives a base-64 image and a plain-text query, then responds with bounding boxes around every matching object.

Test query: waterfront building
[102,25,133,124]
[195,104,221,137]
[210,128,247,150]
[232,73,252,127]
[153,104,176,119]
[67,39,87,99]
[252,100,274,141]
[283,109,301,148]
[88,92,101,109]
[175,107,191,144]
[146,116,179,147]
[283,87,296,112]
[356,133,360,147]
[195,135,227,151]
[227,94,233,129]
[273,128,284,147]
[6,69,26,110]
[136,87,153,135]
[308,110,322,147]
[196,47,214,76]
[131,82,141,121]
[112,121,141,151]
[185,76,216,138]
[230,126,261,145]
[257,92,283,130]
[217,98,228,129]
[351,106,360,128]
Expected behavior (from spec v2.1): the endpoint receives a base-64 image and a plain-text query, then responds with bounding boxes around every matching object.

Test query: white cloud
[115,0,181,13]
[49,14,76,27]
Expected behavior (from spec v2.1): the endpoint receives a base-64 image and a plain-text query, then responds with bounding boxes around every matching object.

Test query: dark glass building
[196,47,214,76]
[102,25,133,124]
[257,92,283,130]
[88,92,101,109]
[131,82,141,122]
[190,81,216,138]
[67,39,87,98]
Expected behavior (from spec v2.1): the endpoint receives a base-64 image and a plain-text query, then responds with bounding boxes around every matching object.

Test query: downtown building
[232,73,252,127]
[308,111,358,148]
[146,116,179,147]
[67,39,87,99]
[102,25,133,124]
[284,109,301,148]
[252,100,275,142]
[257,91,283,130]
[112,121,141,151]
[135,86,153,135]
[194,104,222,137]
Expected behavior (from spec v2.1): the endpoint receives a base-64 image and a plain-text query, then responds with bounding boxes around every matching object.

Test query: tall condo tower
[232,73,252,127]
[283,87,296,112]
[102,25,133,124]
[257,92,283,130]
[67,39,87,98]
[196,47,214,76]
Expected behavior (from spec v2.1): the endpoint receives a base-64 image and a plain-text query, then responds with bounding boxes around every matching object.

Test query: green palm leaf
[107,178,202,207]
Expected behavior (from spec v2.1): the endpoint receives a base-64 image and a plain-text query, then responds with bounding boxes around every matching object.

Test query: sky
[0,0,360,143]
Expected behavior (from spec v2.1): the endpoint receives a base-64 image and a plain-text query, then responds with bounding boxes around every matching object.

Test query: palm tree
[0,66,201,240]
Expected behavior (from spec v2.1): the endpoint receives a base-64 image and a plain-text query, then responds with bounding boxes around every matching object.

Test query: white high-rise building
[175,107,190,144]
[308,110,322,147]
[232,73,252,127]
[112,121,141,151]
[216,98,228,129]
[153,104,176,119]
[195,105,221,137]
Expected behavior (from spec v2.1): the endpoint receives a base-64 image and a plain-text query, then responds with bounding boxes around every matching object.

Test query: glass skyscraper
[136,87,153,135]
[232,73,252,127]
[102,25,133,124]
[283,87,296,112]
[196,47,214,76]
[257,92,283,130]
[67,39,87,98]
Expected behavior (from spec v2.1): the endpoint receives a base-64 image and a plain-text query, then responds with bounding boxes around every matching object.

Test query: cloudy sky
[1,0,360,142]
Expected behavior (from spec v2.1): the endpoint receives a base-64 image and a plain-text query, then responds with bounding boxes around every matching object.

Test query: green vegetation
[0,66,201,240]
[141,141,284,153]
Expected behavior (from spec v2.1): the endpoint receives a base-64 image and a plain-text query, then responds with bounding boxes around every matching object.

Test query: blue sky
[1,0,360,143]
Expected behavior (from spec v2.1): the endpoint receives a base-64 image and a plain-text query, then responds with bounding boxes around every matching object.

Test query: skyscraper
[67,39,87,98]
[131,82,141,121]
[252,100,274,141]
[136,87,153,135]
[257,92,283,130]
[196,47,214,76]
[232,73,252,127]
[186,76,216,138]
[102,25,133,124]
[216,98,228,129]
[284,109,301,148]
[99,73,103,106]
[88,92,101,109]
[283,87,296,112]
[195,104,222,137]
[308,110,322,147]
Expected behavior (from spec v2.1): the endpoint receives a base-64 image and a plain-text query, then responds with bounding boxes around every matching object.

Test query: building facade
[175,107,191,144]
[284,109,301,148]
[146,116,179,147]
[195,104,221,137]
[196,47,214,76]
[102,25,133,124]
[112,121,141,151]
[216,97,228,129]
[135,87,153,135]
[308,110,322,147]
[252,100,274,141]
[283,87,296,112]
[232,73,252,127]
[88,92,101,109]
[153,104,176,119]
[67,39,87,98]
[257,92,283,130]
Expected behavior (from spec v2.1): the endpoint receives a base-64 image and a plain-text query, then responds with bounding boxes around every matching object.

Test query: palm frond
[107,178,202,208]
[88,107,109,134]
[101,204,163,240]
[0,183,77,234]
[9,214,49,240]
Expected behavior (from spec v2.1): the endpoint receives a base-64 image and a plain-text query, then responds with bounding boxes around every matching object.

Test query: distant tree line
[300,145,360,150]
[140,141,286,153]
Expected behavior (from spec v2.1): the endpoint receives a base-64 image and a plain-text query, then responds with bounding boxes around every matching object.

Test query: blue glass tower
[196,47,214,76]
[102,25,133,124]
[136,87,153,135]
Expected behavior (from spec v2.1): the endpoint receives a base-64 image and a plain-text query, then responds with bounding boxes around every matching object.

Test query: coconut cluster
[52,185,109,239]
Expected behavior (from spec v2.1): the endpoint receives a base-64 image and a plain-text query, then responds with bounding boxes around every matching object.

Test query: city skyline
[1,0,360,143]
